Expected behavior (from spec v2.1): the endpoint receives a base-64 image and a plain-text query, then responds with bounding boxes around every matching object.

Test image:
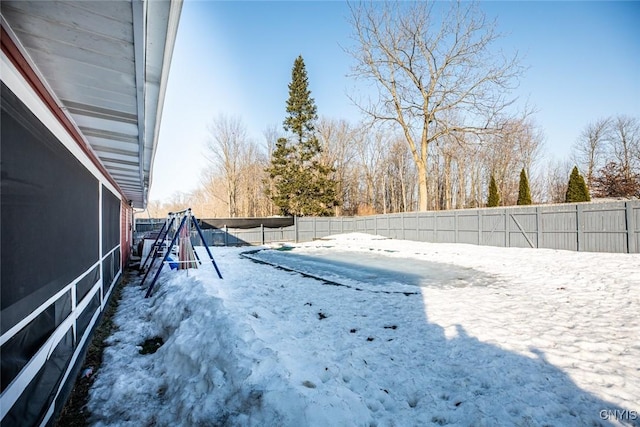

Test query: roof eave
[140,0,183,209]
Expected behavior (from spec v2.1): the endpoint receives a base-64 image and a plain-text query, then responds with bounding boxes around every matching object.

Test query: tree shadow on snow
[418,323,638,426]
[363,290,635,426]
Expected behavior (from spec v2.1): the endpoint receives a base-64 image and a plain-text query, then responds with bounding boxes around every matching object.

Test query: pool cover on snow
[249,248,493,288]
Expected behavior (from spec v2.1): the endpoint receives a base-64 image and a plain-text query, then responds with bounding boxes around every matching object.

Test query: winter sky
[148,1,640,203]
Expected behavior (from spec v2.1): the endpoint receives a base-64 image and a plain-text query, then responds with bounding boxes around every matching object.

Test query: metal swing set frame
[139,208,222,297]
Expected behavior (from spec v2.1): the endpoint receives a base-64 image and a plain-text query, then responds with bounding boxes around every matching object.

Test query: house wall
[1,41,127,427]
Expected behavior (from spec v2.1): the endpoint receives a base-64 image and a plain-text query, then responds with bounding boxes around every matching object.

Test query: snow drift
[88,234,640,426]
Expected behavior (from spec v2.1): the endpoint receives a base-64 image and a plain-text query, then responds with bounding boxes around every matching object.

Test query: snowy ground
[88,234,640,426]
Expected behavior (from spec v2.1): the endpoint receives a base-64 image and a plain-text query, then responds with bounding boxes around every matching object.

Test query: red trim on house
[1,25,127,203]
[121,204,133,265]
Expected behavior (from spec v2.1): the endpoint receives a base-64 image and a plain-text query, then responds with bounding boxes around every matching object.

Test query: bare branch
[346,1,524,210]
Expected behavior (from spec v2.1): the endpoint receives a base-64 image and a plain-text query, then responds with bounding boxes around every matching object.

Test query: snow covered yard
[88,234,640,426]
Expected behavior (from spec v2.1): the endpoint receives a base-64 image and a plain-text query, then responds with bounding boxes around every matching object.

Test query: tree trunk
[382,174,387,214]
[400,164,407,212]
[456,158,467,209]
[417,163,428,211]
[443,154,452,210]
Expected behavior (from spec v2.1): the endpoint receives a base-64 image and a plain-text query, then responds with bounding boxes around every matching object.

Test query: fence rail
[135,200,640,254]
[191,226,296,247]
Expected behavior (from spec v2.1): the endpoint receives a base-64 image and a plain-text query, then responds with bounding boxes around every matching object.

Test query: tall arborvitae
[565,166,591,202]
[517,168,532,205]
[487,174,500,207]
[266,56,339,216]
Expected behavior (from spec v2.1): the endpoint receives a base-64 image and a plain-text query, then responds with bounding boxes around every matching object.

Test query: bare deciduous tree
[144,200,165,218]
[571,117,611,189]
[353,124,388,213]
[482,122,519,206]
[543,159,572,204]
[347,1,523,211]
[608,115,640,181]
[318,117,360,215]
[241,141,275,217]
[383,137,416,212]
[200,169,230,215]
[480,117,544,205]
[263,124,281,160]
[205,114,249,217]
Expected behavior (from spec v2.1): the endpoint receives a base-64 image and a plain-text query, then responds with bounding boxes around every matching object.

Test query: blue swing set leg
[144,215,188,298]
[192,215,223,279]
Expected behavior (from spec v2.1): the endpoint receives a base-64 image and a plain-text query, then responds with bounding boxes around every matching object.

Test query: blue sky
[149,0,640,203]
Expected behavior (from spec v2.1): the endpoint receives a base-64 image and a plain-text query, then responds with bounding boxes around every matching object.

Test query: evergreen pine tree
[487,174,500,207]
[578,172,590,202]
[266,56,339,216]
[265,138,296,216]
[517,168,532,205]
[565,166,591,202]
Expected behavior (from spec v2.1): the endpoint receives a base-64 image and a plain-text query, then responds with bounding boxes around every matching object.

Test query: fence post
[261,224,265,245]
[625,201,636,253]
[224,225,228,247]
[504,209,509,248]
[454,211,458,243]
[294,216,299,243]
[313,217,317,240]
[478,209,483,245]
[576,204,583,252]
[433,212,438,243]
[536,206,543,249]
